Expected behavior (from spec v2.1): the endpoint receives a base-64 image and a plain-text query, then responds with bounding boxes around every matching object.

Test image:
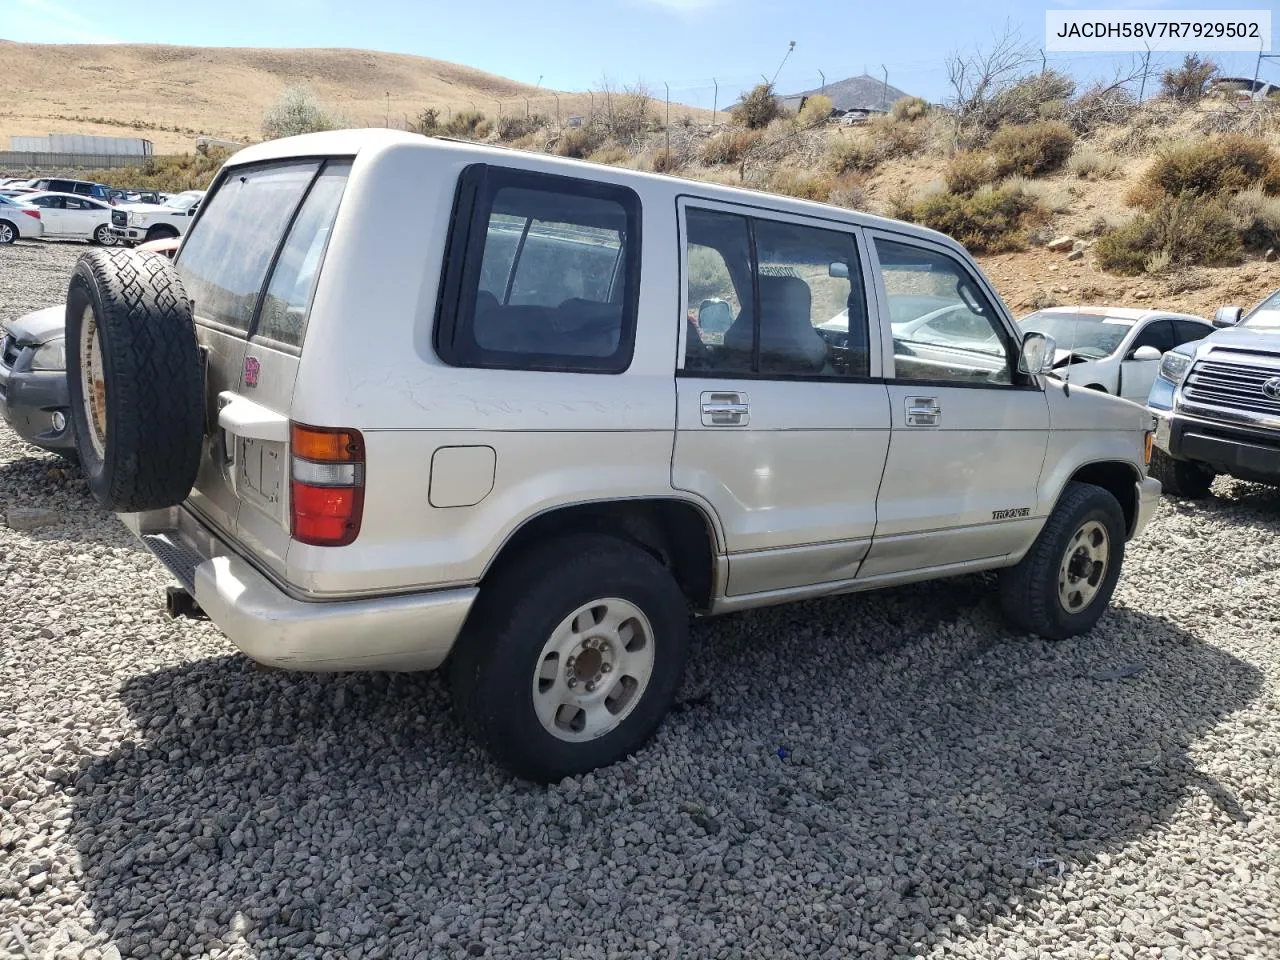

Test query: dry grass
[988,121,1076,178]
[1067,147,1123,181]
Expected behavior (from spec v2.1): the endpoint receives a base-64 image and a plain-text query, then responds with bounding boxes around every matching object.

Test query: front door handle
[906,396,941,427]
[701,391,750,426]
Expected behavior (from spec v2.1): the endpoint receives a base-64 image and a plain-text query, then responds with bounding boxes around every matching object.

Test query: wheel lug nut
[567,677,577,688]
[585,681,596,692]
[601,663,612,673]
[566,656,576,669]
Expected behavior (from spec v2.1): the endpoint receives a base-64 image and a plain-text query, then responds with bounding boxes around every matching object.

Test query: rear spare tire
[66,249,204,512]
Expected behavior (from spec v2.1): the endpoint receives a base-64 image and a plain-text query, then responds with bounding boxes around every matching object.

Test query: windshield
[1021,311,1135,358]
[1243,290,1280,329]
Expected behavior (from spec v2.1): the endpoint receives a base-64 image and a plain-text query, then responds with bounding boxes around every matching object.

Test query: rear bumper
[122,506,478,671]
[1153,411,1280,486]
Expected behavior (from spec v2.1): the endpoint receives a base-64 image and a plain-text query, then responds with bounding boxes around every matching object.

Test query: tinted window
[876,239,1014,386]
[1173,319,1211,346]
[29,196,62,209]
[177,161,320,333]
[683,208,870,378]
[1129,319,1174,355]
[436,165,641,373]
[256,162,351,349]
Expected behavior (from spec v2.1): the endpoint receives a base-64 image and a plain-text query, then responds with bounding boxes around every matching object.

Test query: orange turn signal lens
[1144,431,1154,466]
[290,423,363,462]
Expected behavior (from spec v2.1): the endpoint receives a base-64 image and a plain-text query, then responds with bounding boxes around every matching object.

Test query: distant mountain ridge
[781,73,913,112]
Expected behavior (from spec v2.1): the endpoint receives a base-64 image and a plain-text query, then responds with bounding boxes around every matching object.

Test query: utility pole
[1039,49,1046,75]
[819,70,826,95]
[385,91,389,127]
[1138,42,1152,104]
[881,65,889,110]
[665,82,671,154]
[712,78,718,123]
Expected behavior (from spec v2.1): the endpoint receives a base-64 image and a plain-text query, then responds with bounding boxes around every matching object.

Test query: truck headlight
[1157,350,1193,385]
[30,337,66,372]
[128,213,145,227]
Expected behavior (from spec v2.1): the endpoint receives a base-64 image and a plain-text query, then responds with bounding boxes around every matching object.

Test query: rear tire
[450,534,690,782]
[0,220,17,245]
[998,481,1126,640]
[65,249,204,512]
[1148,447,1213,499]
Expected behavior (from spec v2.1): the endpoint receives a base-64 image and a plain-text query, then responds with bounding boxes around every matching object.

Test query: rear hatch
[174,157,352,580]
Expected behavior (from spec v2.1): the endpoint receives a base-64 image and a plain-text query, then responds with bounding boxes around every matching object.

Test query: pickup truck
[108,189,204,245]
[1148,288,1280,496]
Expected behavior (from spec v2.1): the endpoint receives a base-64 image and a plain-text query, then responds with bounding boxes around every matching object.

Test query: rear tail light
[290,423,365,546]
[22,209,39,220]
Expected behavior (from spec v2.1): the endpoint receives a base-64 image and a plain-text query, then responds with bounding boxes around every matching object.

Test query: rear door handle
[906,396,941,427]
[701,391,750,426]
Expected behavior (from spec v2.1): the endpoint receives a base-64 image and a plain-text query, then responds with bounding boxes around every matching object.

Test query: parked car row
[0,176,175,207]
[0,186,203,246]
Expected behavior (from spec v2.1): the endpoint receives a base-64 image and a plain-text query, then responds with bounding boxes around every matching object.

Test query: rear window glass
[256,162,351,349]
[177,161,321,333]
[435,165,641,374]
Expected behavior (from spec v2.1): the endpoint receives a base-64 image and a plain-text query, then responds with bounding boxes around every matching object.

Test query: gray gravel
[2,242,1279,960]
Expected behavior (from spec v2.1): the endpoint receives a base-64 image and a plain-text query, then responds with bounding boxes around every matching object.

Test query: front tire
[450,534,690,782]
[1148,447,1213,499]
[93,224,118,247]
[998,481,1126,640]
[144,226,179,243]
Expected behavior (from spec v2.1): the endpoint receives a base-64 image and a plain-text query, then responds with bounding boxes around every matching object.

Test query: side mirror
[1130,345,1162,362]
[1214,306,1242,327]
[829,262,850,279]
[1018,331,1057,375]
[696,298,734,335]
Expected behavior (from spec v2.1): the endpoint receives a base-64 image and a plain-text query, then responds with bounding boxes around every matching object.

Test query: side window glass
[683,209,869,378]
[875,238,1013,386]
[754,219,867,377]
[256,162,351,349]
[436,167,640,373]
[1130,320,1174,355]
[684,208,754,373]
[178,161,320,333]
[1173,320,1210,346]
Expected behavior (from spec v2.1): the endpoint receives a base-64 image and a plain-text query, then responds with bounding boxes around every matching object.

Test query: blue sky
[2,0,1274,106]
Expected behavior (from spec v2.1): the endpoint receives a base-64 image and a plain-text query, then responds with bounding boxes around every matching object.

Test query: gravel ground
[2,242,1279,960]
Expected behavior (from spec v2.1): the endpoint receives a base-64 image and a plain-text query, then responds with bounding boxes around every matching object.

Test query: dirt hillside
[0,43,598,152]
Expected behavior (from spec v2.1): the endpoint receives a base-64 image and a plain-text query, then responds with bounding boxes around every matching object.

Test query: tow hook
[165,585,206,620]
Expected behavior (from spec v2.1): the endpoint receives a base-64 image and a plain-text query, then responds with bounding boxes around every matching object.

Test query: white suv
[65,130,1160,781]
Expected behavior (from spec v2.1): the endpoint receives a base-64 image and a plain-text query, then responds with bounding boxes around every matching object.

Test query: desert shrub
[588,143,631,166]
[884,184,916,220]
[594,80,655,142]
[442,110,487,138]
[648,147,682,173]
[826,134,881,174]
[698,129,761,165]
[411,107,440,136]
[1228,185,1280,250]
[496,113,548,140]
[733,82,783,130]
[554,126,605,159]
[473,119,493,139]
[1144,250,1172,275]
[827,173,869,210]
[261,85,336,139]
[1161,54,1218,104]
[865,114,927,160]
[797,94,834,128]
[1067,146,1122,180]
[769,168,833,202]
[988,121,1075,177]
[1094,194,1240,275]
[1001,176,1071,213]
[909,186,1047,253]
[945,150,997,194]
[1129,135,1280,207]
[890,96,930,122]
[97,150,231,192]
[1063,82,1136,134]
[961,70,1077,143]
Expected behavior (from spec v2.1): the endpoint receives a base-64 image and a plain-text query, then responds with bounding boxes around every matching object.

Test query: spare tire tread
[66,249,204,512]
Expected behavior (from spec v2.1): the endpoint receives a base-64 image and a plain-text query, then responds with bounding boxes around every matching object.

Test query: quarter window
[683,207,870,379]
[436,165,641,373]
[875,238,1015,386]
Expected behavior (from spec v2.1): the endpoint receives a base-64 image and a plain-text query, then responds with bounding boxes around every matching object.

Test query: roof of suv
[224,128,965,254]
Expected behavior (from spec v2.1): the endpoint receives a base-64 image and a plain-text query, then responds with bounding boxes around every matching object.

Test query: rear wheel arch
[481,498,722,612]
[1062,460,1140,537]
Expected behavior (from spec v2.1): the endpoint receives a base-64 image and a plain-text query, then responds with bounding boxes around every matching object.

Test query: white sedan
[19,191,118,245]
[1020,306,1214,403]
[0,194,45,243]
